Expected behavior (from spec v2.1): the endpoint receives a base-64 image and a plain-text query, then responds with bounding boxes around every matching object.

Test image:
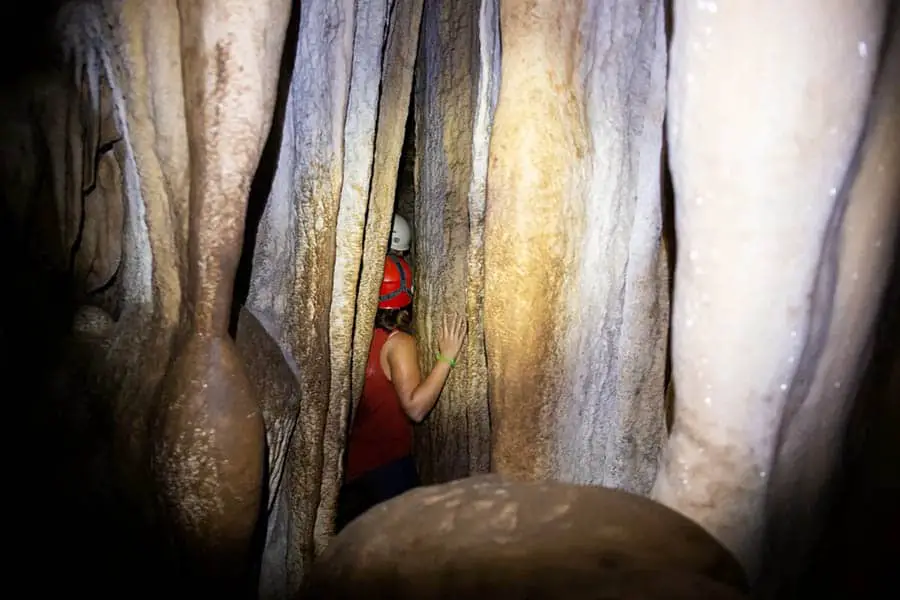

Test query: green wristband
[436,351,456,367]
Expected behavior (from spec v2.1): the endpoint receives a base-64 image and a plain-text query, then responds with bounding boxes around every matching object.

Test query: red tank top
[345,328,414,481]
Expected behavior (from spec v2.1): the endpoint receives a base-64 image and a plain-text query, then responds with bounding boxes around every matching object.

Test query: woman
[336,254,467,531]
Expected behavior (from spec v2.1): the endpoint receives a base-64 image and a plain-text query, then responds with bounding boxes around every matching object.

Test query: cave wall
[482,0,669,491]
[411,0,670,493]
[653,1,899,589]
[235,0,424,595]
[0,0,294,594]
[1,0,898,598]
[411,0,494,484]
[0,0,425,596]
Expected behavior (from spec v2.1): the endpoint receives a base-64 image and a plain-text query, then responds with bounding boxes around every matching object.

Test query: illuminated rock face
[653,1,898,591]
[1,0,897,598]
[482,0,669,493]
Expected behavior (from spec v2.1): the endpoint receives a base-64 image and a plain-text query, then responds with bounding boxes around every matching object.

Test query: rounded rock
[307,475,748,599]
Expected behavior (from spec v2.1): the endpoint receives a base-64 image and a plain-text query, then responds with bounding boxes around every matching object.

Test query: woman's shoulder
[384,329,416,351]
[387,329,415,343]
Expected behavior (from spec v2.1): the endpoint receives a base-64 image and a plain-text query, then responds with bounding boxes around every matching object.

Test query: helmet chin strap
[379,254,413,304]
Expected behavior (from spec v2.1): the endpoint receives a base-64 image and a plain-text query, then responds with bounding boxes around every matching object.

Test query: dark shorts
[335,455,420,533]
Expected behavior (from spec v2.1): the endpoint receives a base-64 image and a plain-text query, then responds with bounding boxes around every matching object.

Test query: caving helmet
[389,214,411,253]
[378,254,414,310]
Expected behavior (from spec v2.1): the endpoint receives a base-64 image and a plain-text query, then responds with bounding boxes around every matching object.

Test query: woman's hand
[437,313,468,363]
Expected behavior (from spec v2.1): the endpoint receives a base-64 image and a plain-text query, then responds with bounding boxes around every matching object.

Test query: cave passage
[0,2,897,599]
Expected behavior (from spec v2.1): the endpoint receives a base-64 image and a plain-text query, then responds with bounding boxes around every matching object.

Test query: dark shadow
[0,2,300,597]
[661,0,677,432]
[0,3,94,596]
[395,72,417,228]
[0,199,83,591]
[798,226,900,598]
[0,1,68,88]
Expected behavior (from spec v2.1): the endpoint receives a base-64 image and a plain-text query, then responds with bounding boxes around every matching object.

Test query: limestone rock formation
[306,475,748,599]
[0,1,897,599]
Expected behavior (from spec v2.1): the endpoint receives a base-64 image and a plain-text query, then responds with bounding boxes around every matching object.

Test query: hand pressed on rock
[437,313,467,363]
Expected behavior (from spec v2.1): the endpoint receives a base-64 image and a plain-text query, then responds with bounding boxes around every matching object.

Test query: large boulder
[306,475,748,599]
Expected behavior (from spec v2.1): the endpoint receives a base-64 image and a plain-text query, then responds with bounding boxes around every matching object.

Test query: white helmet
[390,214,411,253]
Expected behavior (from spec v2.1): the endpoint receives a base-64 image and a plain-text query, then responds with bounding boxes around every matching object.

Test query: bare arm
[386,334,452,423]
[386,314,468,423]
